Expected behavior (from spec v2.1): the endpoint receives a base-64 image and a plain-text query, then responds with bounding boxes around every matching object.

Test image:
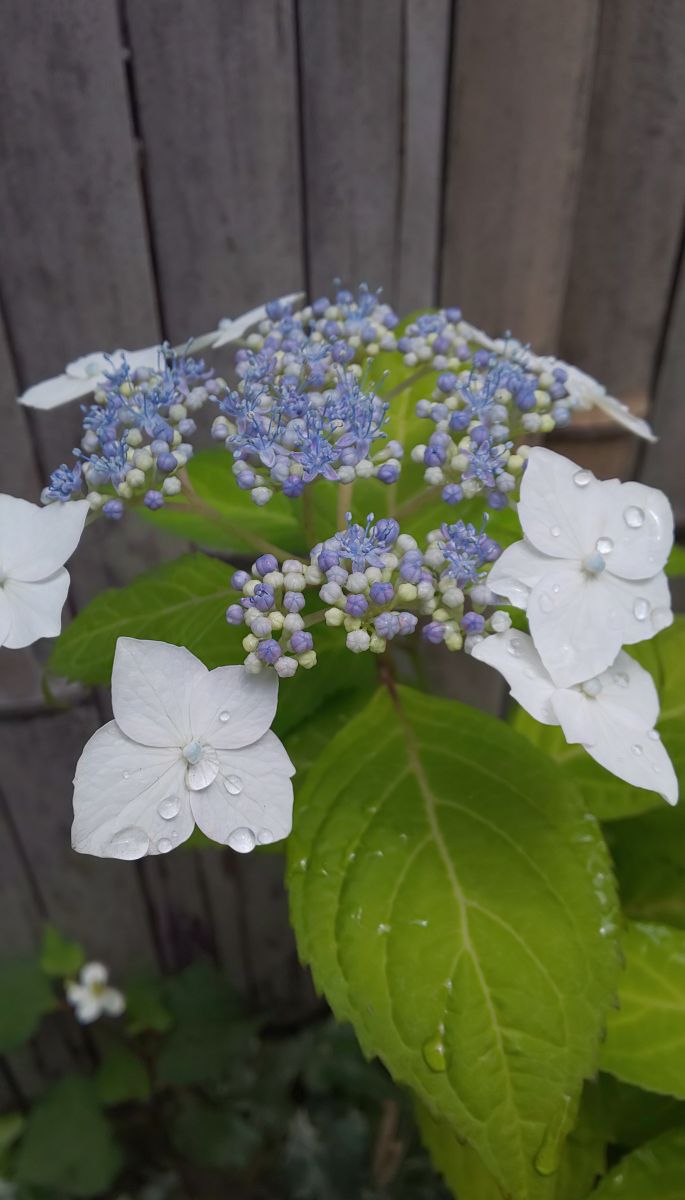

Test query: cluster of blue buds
[225,512,512,672]
[43,349,228,518]
[410,351,573,508]
[210,287,403,506]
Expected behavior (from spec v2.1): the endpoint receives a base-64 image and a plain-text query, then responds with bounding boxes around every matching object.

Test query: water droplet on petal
[623,505,645,528]
[648,730,660,741]
[596,536,614,555]
[227,826,255,853]
[550,525,561,538]
[573,469,592,488]
[633,597,650,621]
[157,838,173,854]
[122,770,131,780]
[158,796,181,820]
[552,584,560,594]
[219,710,231,723]
[224,775,243,795]
[612,671,630,688]
[422,1034,447,1072]
[538,591,554,613]
[632,743,643,757]
[581,677,602,698]
[182,739,203,764]
[257,829,274,845]
[107,827,149,860]
[507,636,523,657]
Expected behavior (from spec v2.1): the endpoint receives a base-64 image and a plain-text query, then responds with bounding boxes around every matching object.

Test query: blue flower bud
[257,638,282,664]
[290,630,313,654]
[369,581,394,605]
[254,554,278,577]
[226,604,244,625]
[103,499,124,520]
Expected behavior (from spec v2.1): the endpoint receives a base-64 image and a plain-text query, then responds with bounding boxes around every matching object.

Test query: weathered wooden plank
[393,0,453,311]
[124,0,305,340]
[641,241,685,527]
[440,0,598,348]
[560,0,685,407]
[297,0,403,296]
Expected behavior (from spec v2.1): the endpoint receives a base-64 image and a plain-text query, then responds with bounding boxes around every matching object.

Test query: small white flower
[66,962,125,1024]
[71,638,295,859]
[189,292,306,352]
[472,629,677,805]
[514,349,656,442]
[18,347,164,411]
[0,495,89,648]
[487,447,673,687]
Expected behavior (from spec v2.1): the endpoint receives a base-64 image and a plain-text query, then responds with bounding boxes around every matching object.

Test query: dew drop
[631,743,643,757]
[549,525,561,538]
[227,826,256,853]
[122,770,131,780]
[612,671,630,688]
[507,636,523,657]
[534,1096,574,1177]
[257,828,274,845]
[224,775,243,795]
[422,1034,447,1073]
[377,923,391,935]
[157,796,181,820]
[219,710,231,723]
[633,597,650,621]
[107,826,149,860]
[157,838,173,854]
[538,591,554,613]
[182,739,203,764]
[648,730,661,741]
[573,469,592,488]
[596,536,614,555]
[623,505,645,529]
[552,584,560,594]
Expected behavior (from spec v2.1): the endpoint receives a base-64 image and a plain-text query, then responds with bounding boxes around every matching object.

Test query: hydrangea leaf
[601,922,685,1098]
[607,802,685,929]
[417,1084,607,1200]
[139,448,307,554]
[39,924,85,978]
[48,553,241,685]
[287,686,619,1200]
[665,543,685,577]
[591,1127,685,1198]
[597,1075,685,1149]
[96,1043,150,1105]
[511,617,685,821]
[0,961,55,1052]
[16,1076,122,1196]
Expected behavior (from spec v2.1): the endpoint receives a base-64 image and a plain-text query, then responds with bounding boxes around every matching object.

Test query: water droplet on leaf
[158,796,181,820]
[422,1034,447,1072]
[623,505,645,528]
[534,1096,574,1176]
[224,775,243,795]
[227,826,255,853]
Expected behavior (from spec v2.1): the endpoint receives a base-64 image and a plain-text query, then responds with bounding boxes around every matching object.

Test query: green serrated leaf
[601,922,685,1098]
[16,1077,122,1196]
[139,448,307,555]
[39,925,85,979]
[96,1042,150,1105]
[606,802,685,930]
[48,553,240,685]
[592,1127,685,1197]
[511,616,685,822]
[597,1075,685,1149]
[287,686,619,1200]
[0,961,54,1053]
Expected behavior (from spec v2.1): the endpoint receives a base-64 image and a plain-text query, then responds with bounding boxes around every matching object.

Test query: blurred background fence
[0,0,684,1105]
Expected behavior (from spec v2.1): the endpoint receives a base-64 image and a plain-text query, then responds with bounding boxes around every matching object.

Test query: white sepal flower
[487,447,673,687]
[472,629,677,805]
[0,495,89,648]
[18,347,163,411]
[72,638,295,860]
[190,291,306,352]
[65,962,125,1024]
[515,351,656,442]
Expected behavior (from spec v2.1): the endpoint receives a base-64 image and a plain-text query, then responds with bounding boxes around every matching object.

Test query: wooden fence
[0,0,684,1104]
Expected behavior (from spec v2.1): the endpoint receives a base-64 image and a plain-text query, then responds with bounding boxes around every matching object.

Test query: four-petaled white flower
[18,347,164,411]
[487,447,673,688]
[189,291,306,352]
[473,629,678,805]
[72,638,295,860]
[65,962,125,1024]
[0,495,89,649]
